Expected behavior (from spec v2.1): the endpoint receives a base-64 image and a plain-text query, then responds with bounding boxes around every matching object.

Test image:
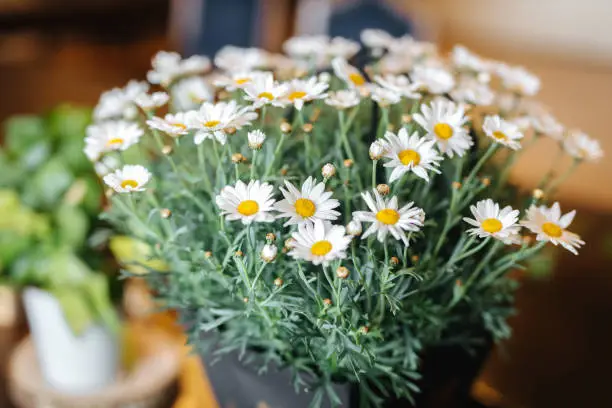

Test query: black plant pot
[201,337,493,408]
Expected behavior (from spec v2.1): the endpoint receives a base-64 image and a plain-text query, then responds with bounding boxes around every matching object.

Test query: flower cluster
[88,31,602,406]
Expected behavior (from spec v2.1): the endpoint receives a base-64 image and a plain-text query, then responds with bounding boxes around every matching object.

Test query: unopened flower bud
[322,163,336,179]
[235,250,244,257]
[266,232,276,242]
[346,220,362,236]
[386,123,395,132]
[274,277,283,287]
[369,140,386,160]
[323,298,332,306]
[336,266,350,279]
[248,129,266,150]
[360,325,369,334]
[162,145,173,155]
[522,235,534,245]
[302,123,313,133]
[310,108,321,123]
[390,256,400,266]
[261,244,278,262]
[452,181,462,189]
[481,177,491,187]
[411,255,419,263]
[280,167,288,176]
[160,208,172,219]
[280,122,292,133]
[204,251,213,258]
[318,72,332,83]
[455,279,463,287]
[401,114,412,124]
[343,159,354,168]
[225,127,237,135]
[243,297,249,303]
[533,188,544,199]
[284,237,297,250]
[376,184,390,196]
[232,153,246,163]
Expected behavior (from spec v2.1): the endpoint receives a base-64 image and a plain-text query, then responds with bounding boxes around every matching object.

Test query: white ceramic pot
[22,287,119,394]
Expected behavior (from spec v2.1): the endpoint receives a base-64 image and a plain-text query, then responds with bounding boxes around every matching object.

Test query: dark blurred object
[329,0,412,41]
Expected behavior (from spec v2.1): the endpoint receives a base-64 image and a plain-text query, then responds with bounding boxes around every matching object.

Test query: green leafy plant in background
[0,105,118,333]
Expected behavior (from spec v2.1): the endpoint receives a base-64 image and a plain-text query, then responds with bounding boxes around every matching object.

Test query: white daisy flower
[103,165,151,193]
[370,85,401,107]
[260,244,278,263]
[378,53,414,75]
[93,155,120,177]
[186,101,257,145]
[332,57,368,89]
[243,72,289,108]
[413,99,472,158]
[147,113,190,137]
[215,180,275,225]
[170,76,213,111]
[93,80,149,121]
[325,89,361,110]
[147,51,210,87]
[521,202,584,255]
[370,139,388,160]
[214,71,265,92]
[482,115,524,150]
[353,190,424,246]
[134,92,169,111]
[288,220,352,266]
[495,63,540,96]
[411,65,455,94]
[282,77,329,111]
[562,130,603,162]
[451,45,491,73]
[532,113,564,140]
[360,28,394,50]
[374,74,421,100]
[450,76,495,106]
[346,219,362,236]
[326,37,361,60]
[283,35,329,60]
[275,177,340,226]
[214,46,268,72]
[84,120,143,161]
[463,199,521,243]
[387,36,437,59]
[247,129,266,150]
[382,128,443,182]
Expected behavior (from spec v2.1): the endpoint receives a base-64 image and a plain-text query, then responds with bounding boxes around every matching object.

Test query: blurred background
[1,0,611,407]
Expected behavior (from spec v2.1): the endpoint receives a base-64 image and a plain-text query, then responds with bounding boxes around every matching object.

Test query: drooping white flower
[134,92,169,111]
[215,180,276,225]
[281,77,329,111]
[411,65,455,95]
[332,57,368,89]
[147,113,190,137]
[495,63,540,96]
[370,85,401,107]
[214,71,265,92]
[360,28,394,50]
[260,244,278,262]
[275,177,340,226]
[521,202,584,255]
[103,165,151,193]
[325,89,361,109]
[326,37,361,60]
[387,36,437,60]
[247,129,266,150]
[532,113,564,140]
[186,101,257,145]
[413,99,472,157]
[382,128,443,182]
[482,115,524,150]
[353,190,424,246]
[378,53,414,75]
[562,130,603,162]
[374,74,421,100]
[321,163,336,179]
[283,35,329,60]
[450,76,495,106]
[171,76,214,111]
[288,220,352,265]
[94,155,120,177]
[214,46,269,72]
[93,80,149,121]
[147,51,211,86]
[346,219,362,236]
[369,139,388,160]
[451,45,491,73]
[463,199,521,243]
[84,120,144,161]
[242,72,289,108]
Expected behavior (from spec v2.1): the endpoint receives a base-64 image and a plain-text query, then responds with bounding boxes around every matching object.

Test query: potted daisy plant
[91,31,602,407]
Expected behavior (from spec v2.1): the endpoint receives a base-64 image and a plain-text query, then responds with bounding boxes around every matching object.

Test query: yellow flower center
[172,123,187,130]
[288,91,307,101]
[120,179,139,189]
[235,78,251,85]
[398,149,421,166]
[481,218,503,233]
[542,222,562,238]
[237,200,259,216]
[492,131,507,141]
[203,120,221,128]
[107,138,124,146]
[311,240,333,256]
[189,92,203,103]
[349,73,365,86]
[294,198,316,218]
[258,92,274,100]
[376,209,400,225]
[433,123,453,140]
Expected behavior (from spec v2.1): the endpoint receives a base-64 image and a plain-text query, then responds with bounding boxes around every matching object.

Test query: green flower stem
[544,158,580,197]
[461,239,500,293]
[371,160,378,189]
[113,195,160,241]
[448,236,489,265]
[338,110,356,163]
[263,132,287,179]
[151,128,180,174]
[250,150,258,179]
[197,143,213,193]
[260,106,267,129]
[376,107,389,139]
[462,142,498,194]
[537,144,564,188]
[250,262,267,293]
[479,241,546,288]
